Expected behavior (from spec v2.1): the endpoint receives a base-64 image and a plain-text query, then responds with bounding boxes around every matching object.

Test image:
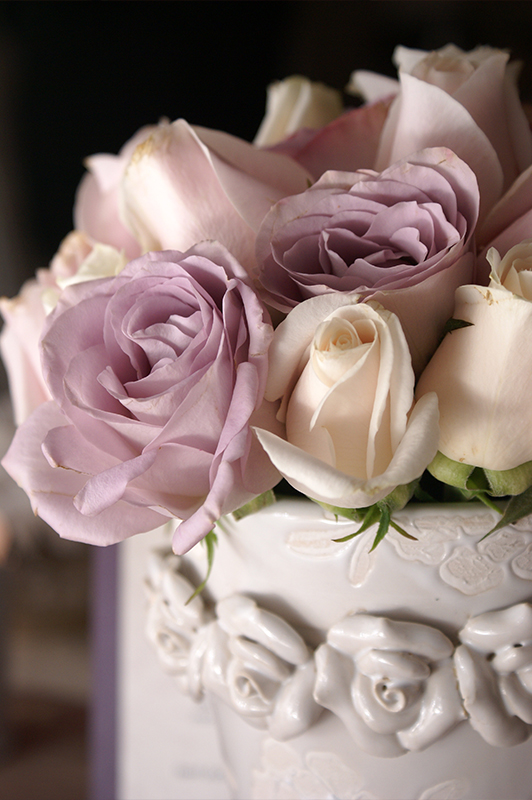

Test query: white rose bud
[255,294,439,510]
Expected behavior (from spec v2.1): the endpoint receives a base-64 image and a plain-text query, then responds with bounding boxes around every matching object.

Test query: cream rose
[253,75,343,148]
[0,231,125,426]
[255,294,439,510]
[417,282,532,478]
[488,239,532,299]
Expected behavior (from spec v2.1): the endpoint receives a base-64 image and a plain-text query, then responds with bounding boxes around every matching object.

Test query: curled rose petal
[328,615,454,661]
[216,595,309,666]
[268,660,322,741]
[454,644,529,747]
[313,643,405,757]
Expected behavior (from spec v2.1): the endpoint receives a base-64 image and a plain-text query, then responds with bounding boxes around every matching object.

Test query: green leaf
[185,530,218,605]
[232,489,276,521]
[482,486,532,539]
[435,317,474,350]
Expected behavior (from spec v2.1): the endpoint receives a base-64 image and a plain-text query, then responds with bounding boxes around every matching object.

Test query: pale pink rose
[0,231,124,425]
[2,243,279,554]
[352,44,532,219]
[269,100,392,181]
[119,119,311,275]
[74,124,155,260]
[0,279,53,426]
[477,164,532,273]
[76,119,311,275]
[416,282,532,472]
[255,294,439,511]
[255,147,479,372]
[253,75,343,147]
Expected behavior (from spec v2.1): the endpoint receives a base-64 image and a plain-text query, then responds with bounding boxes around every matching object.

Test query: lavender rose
[255,147,479,372]
[2,242,279,553]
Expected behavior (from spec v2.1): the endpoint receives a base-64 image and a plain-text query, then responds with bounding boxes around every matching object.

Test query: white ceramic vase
[145,499,532,800]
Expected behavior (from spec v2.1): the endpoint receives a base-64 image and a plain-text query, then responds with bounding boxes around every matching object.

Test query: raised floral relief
[145,548,212,700]
[455,603,532,746]
[145,544,532,755]
[314,614,465,756]
[201,595,322,741]
[251,739,470,800]
[251,739,369,800]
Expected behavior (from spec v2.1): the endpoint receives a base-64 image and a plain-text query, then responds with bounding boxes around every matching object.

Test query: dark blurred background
[0,2,531,799]
[1,1,532,292]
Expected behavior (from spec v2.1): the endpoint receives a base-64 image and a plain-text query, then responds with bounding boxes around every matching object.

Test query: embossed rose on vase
[314,613,465,757]
[455,602,532,747]
[145,544,211,700]
[200,595,321,740]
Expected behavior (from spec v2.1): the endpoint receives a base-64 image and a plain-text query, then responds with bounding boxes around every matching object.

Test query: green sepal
[332,504,380,542]
[185,530,218,605]
[427,451,475,489]
[323,479,419,548]
[428,451,532,512]
[484,460,532,496]
[383,480,419,512]
[232,489,276,521]
[482,485,532,540]
[370,504,391,551]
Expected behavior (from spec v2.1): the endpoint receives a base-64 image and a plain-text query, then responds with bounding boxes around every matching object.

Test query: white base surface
[116,528,229,800]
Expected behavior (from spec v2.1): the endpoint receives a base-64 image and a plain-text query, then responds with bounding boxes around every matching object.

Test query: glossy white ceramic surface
[146,500,532,799]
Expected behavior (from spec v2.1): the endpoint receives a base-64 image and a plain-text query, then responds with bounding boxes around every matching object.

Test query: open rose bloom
[3,42,532,552]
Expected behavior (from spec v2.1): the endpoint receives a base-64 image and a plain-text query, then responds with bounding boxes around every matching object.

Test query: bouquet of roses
[3,44,532,556]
